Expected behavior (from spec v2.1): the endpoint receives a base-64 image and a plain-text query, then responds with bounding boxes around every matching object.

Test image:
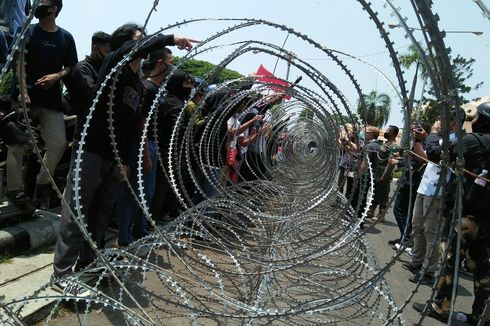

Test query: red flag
[255,65,292,100]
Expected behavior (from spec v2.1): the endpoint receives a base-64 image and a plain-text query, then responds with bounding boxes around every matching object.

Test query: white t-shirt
[227,116,241,149]
[417,136,454,197]
[240,128,249,155]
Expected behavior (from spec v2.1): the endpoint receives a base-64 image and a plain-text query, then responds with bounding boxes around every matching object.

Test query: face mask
[472,120,486,133]
[148,63,173,79]
[179,87,192,101]
[95,48,105,62]
[35,5,54,19]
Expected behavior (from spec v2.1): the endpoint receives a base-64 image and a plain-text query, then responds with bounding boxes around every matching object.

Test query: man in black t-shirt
[64,31,111,121]
[350,126,380,228]
[11,0,77,206]
[51,23,197,296]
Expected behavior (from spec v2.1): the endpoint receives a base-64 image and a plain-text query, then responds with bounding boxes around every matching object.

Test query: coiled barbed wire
[0,0,485,325]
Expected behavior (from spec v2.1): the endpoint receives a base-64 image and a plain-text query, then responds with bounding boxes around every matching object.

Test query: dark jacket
[83,34,175,165]
[158,71,192,154]
[64,56,102,118]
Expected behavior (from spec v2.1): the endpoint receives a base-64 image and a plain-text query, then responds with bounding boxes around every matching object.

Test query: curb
[0,210,60,253]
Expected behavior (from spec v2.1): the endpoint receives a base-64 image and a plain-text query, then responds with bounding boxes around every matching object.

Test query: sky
[54,0,490,128]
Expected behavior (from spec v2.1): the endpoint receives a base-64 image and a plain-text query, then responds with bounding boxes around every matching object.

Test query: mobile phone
[415,122,423,132]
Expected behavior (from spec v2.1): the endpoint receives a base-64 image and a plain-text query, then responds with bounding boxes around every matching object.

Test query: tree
[356,90,391,128]
[298,107,315,122]
[173,57,243,83]
[332,112,357,127]
[398,46,483,126]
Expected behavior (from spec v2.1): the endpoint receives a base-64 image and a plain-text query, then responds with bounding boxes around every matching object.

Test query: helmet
[472,102,490,133]
[476,102,490,119]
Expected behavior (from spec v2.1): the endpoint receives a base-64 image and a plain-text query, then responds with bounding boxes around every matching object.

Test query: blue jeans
[393,184,417,240]
[192,165,221,205]
[117,141,157,246]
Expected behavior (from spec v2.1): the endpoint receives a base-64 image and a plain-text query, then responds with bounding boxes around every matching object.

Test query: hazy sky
[54,0,490,128]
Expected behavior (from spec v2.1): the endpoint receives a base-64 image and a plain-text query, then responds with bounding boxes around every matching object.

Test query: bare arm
[35,66,72,89]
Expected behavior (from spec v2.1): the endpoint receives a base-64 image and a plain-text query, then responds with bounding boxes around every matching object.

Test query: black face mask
[472,119,489,133]
[35,5,54,19]
[181,87,192,101]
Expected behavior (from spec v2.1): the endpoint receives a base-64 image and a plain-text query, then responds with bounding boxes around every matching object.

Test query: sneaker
[412,302,448,323]
[372,215,385,222]
[402,262,421,274]
[51,278,91,297]
[7,190,31,205]
[409,272,435,285]
[395,243,413,257]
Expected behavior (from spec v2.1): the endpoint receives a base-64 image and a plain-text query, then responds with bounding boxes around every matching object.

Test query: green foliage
[0,69,13,96]
[356,90,391,128]
[398,47,483,126]
[451,55,483,101]
[173,57,243,83]
[332,112,357,126]
[298,107,315,122]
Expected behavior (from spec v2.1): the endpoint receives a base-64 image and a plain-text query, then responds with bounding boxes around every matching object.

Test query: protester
[116,47,173,245]
[369,125,400,221]
[9,0,77,207]
[388,122,429,248]
[338,124,358,197]
[414,103,490,325]
[51,22,197,296]
[350,126,380,229]
[64,31,111,122]
[149,70,195,221]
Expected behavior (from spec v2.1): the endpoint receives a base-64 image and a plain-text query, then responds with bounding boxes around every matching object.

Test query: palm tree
[357,90,391,128]
[399,44,428,78]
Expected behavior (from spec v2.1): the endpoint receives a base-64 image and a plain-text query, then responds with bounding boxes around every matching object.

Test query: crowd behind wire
[0,0,489,324]
[338,106,490,323]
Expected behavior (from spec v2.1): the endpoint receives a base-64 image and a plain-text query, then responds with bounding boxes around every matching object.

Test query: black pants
[392,184,417,239]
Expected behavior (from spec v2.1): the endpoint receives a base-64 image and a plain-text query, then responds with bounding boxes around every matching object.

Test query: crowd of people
[338,106,490,324]
[0,0,286,298]
[1,1,489,324]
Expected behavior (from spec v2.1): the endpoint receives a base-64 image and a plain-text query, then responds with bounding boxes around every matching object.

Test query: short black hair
[388,125,399,137]
[450,107,466,127]
[110,23,145,51]
[149,47,172,64]
[91,31,111,47]
[49,0,62,16]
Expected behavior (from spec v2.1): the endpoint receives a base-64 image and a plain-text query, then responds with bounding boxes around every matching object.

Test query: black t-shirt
[364,140,380,177]
[64,56,102,118]
[83,34,174,165]
[23,24,78,111]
